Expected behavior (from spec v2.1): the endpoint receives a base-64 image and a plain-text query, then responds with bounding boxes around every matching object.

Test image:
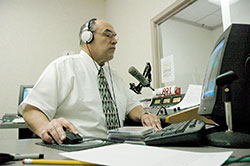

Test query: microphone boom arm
[129,63,154,94]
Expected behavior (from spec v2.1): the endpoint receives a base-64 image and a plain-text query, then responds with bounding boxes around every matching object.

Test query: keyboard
[144,119,205,146]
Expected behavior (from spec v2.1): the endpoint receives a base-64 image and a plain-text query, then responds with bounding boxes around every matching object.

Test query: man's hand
[140,113,162,131]
[128,105,162,131]
[40,117,79,144]
[23,104,79,144]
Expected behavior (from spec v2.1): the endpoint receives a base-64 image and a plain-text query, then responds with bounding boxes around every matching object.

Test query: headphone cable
[86,44,121,127]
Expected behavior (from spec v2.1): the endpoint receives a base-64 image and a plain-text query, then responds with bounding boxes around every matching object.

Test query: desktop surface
[0,138,249,165]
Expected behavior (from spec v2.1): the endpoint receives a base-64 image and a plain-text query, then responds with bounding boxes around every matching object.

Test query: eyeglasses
[102,31,119,41]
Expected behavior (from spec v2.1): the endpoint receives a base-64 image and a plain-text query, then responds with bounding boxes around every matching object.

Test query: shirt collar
[80,50,107,70]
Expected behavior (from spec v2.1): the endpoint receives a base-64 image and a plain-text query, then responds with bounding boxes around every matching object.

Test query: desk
[0,122,27,129]
[0,120,36,139]
[1,139,249,165]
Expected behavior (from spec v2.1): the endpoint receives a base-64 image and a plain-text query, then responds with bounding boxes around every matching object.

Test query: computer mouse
[63,130,82,144]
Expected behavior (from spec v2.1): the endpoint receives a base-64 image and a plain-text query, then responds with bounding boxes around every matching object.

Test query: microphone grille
[128,66,137,76]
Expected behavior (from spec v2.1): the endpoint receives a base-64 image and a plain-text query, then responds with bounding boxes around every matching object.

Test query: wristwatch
[139,111,149,121]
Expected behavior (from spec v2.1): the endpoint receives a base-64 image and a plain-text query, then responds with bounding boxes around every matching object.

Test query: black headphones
[80,18,97,44]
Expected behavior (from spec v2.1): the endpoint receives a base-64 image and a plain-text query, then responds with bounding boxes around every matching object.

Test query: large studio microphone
[128,66,150,87]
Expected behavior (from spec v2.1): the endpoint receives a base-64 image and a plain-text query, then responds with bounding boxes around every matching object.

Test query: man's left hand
[141,113,162,131]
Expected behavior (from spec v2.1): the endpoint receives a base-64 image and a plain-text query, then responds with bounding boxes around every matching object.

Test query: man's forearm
[23,105,50,137]
[128,105,145,122]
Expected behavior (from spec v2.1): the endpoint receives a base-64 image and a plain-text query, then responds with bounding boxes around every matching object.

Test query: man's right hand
[23,104,79,144]
[40,117,79,144]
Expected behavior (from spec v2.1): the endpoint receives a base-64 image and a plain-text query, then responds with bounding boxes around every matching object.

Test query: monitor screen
[202,40,225,99]
[198,24,250,133]
[23,88,32,101]
[18,85,33,105]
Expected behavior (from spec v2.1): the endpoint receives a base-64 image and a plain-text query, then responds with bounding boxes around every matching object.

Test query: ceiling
[173,0,222,30]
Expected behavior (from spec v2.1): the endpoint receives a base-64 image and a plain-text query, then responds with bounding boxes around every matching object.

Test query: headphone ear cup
[81,30,94,44]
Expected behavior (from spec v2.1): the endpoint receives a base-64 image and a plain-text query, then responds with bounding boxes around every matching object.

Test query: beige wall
[159,19,218,92]
[105,0,176,97]
[0,0,177,139]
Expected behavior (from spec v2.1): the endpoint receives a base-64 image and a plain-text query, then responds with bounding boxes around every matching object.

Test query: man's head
[79,19,118,66]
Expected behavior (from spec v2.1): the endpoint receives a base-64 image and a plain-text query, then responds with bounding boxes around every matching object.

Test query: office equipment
[0,85,33,139]
[13,153,44,160]
[63,130,82,144]
[0,153,14,164]
[144,119,205,146]
[17,85,35,139]
[36,137,123,152]
[198,24,250,135]
[18,85,33,106]
[204,71,250,148]
[1,113,19,123]
[0,153,43,164]
[22,159,92,165]
[143,94,185,116]
[196,24,250,148]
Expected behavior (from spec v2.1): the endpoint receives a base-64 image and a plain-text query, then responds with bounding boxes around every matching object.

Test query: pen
[13,153,44,160]
[226,157,250,162]
[22,159,94,165]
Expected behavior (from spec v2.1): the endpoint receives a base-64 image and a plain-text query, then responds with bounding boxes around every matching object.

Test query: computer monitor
[18,85,33,115]
[198,24,250,134]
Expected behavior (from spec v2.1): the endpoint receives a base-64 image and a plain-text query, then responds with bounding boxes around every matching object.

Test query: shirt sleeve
[111,70,141,115]
[124,86,142,115]
[18,57,73,120]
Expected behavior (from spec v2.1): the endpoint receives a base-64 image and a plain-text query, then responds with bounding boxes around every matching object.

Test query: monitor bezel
[18,85,33,105]
[198,25,232,115]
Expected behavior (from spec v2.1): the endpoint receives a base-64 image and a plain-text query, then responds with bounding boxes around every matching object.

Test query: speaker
[81,18,97,44]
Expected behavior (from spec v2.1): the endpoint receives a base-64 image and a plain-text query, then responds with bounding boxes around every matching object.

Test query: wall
[230,0,250,24]
[0,0,105,139]
[159,19,223,92]
[104,0,177,98]
[159,19,213,92]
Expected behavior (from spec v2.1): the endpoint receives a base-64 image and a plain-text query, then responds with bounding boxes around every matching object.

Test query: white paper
[161,55,175,83]
[60,143,232,166]
[167,84,202,110]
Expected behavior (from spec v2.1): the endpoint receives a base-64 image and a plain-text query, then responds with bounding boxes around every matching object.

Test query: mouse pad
[36,137,124,152]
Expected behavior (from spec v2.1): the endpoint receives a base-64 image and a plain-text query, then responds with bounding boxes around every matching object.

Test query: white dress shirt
[18,50,141,138]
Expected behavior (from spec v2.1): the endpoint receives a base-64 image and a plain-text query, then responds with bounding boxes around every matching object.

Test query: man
[18,19,162,144]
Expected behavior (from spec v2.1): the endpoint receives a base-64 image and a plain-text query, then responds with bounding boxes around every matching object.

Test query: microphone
[128,66,150,87]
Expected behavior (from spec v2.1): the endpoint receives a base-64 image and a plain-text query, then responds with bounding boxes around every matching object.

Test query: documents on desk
[163,84,216,125]
[60,144,232,166]
[167,84,202,110]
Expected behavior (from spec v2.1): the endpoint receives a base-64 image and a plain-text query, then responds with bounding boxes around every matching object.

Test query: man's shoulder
[50,53,84,67]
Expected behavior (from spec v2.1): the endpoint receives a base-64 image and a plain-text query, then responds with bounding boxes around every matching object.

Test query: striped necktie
[98,67,120,130]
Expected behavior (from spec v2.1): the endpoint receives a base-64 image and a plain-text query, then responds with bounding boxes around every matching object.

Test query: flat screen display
[202,40,225,99]
[23,88,32,101]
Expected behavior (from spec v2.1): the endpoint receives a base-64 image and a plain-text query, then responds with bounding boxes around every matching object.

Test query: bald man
[18,19,162,144]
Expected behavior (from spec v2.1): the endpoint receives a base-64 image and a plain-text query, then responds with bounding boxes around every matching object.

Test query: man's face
[90,20,118,66]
